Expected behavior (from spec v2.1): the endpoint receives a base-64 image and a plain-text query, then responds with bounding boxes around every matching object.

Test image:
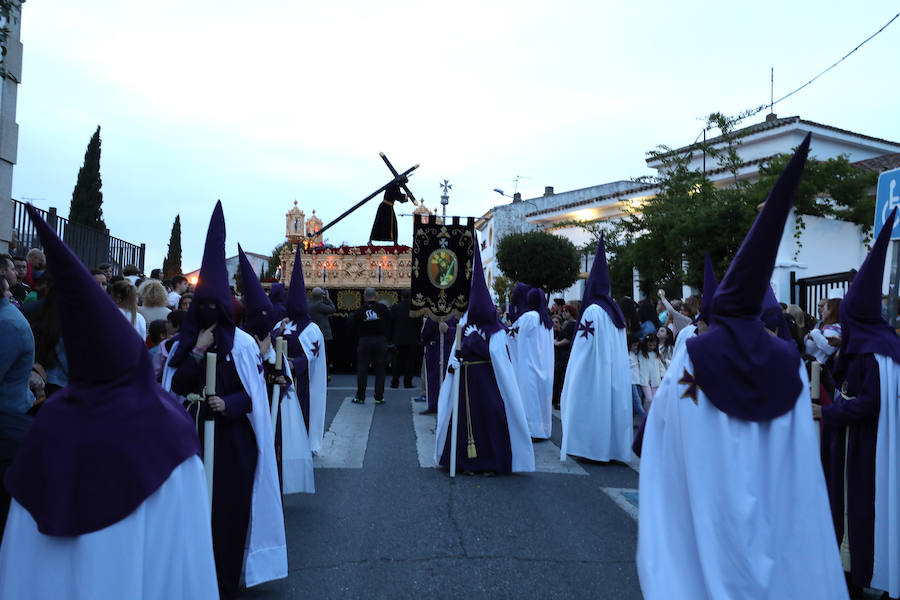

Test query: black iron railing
[12,199,145,276]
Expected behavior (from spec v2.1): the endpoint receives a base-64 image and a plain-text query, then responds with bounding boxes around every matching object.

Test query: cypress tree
[68,125,106,230]
[164,214,182,278]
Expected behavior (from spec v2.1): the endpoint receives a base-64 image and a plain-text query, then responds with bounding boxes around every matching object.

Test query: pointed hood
[687,133,811,421]
[581,233,625,329]
[285,243,312,329]
[268,282,287,322]
[238,244,276,340]
[761,286,793,343]
[170,201,236,366]
[5,205,199,536]
[834,207,900,379]
[508,282,531,324]
[526,287,553,329]
[465,247,504,337]
[697,254,718,325]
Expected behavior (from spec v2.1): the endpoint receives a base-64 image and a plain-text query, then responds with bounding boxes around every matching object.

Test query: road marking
[411,400,437,467]
[602,487,639,521]
[414,400,587,475]
[552,408,561,421]
[313,397,375,469]
[533,439,588,475]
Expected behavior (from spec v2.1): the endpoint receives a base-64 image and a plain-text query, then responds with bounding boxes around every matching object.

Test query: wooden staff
[449,325,463,478]
[271,336,285,431]
[204,352,217,511]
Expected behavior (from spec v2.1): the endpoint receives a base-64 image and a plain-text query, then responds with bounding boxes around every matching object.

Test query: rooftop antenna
[766,66,777,122]
[508,175,530,194]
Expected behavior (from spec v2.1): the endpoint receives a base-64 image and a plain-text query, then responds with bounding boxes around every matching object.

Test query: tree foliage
[570,112,876,298]
[69,126,106,230]
[163,214,182,278]
[261,241,291,281]
[492,274,514,308]
[495,230,579,293]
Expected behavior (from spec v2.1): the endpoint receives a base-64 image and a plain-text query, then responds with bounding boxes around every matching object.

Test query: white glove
[448,355,461,374]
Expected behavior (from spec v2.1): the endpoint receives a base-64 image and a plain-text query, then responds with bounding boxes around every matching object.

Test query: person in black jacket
[390,289,422,389]
[352,287,391,404]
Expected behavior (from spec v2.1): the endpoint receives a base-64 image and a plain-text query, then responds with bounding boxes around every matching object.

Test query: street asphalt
[242,373,643,599]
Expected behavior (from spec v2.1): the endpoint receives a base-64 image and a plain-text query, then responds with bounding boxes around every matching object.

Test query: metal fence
[12,199,145,275]
[791,270,857,317]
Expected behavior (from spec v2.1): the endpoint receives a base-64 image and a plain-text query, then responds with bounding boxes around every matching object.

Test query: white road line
[552,408,561,421]
[532,440,588,475]
[415,400,587,475]
[313,397,375,469]
[411,400,437,467]
[602,487,639,521]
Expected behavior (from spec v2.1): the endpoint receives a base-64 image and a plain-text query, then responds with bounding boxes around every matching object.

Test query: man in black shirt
[352,287,391,404]
[389,289,422,389]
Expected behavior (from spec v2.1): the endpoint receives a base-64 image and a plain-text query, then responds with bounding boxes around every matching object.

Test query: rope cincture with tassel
[464,361,477,459]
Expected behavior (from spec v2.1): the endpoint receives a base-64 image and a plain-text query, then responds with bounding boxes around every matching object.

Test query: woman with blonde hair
[137,280,171,324]
[110,280,146,341]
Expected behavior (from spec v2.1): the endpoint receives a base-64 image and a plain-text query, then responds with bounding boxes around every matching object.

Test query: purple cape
[5,204,200,537]
[686,134,810,421]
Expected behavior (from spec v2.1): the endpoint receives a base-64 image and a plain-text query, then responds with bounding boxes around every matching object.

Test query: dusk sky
[11,2,900,272]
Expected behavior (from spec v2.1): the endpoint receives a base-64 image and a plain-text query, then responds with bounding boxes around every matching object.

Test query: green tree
[261,241,291,281]
[492,274,514,308]
[495,231,579,293]
[163,214,182,278]
[69,126,106,230]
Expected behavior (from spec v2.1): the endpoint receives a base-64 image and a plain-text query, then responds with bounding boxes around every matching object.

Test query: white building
[478,114,900,311]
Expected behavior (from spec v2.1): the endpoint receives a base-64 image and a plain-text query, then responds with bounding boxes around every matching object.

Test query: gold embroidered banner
[410,215,475,321]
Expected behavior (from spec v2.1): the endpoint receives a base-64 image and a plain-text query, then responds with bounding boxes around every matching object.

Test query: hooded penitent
[5,205,200,536]
[285,243,312,331]
[697,254,718,325]
[761,286,794,344]
[834,207,900,379]
[466,247,504,338]
[685,133,810,421]
[580,233,625,329]
[238,245,276,340]
[268,283,287,322]
[508,282,531,324]
[526,287,553,329]
[169,201,235,367]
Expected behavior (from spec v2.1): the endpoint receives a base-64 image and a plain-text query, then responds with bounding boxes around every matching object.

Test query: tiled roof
[650,116,900,163]
[851,152,900,173]
[526,182,658,218]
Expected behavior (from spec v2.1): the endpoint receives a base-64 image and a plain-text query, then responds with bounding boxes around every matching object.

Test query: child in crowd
[637,333,666,412]
[628,333,646,418]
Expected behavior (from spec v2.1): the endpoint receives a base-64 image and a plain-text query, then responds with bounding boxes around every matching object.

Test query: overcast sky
[12,1,900,272]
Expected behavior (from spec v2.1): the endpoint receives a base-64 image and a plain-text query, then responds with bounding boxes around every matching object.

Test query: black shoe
[420,408,436,415]
[352,397,364,404]
[375,397,385,405]
[390,382,399,389]
[403,383,416,389]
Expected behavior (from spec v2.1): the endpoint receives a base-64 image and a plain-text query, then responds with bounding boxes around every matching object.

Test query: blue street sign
[875,167,900,239]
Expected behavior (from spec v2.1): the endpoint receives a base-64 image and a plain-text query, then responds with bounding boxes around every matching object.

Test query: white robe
[295,321,327,456]
[637,350,847,600]
[671,322,697,362]
[433,315,535,472]
[872,354,900,597]
[512,310,554,439]
[0,456,218,599]
[279,356,316,494]
[163,329,288,587]
[559,304,632,462]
